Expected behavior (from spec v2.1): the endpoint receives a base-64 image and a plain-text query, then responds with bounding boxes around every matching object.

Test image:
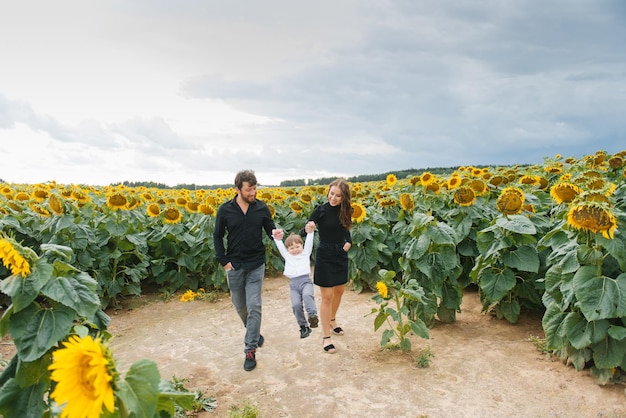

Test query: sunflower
[582,192,610,205]
[518,175,539,186]
[419,172,434,187]
[608,156,624,169]
[496,187,525,215]
[0,235,32,277]
[267,204,276,219]
[467,179,487,196]
[0,186,12,197]
[488,175,504,187]
[376,281,389,299]
[550,182,582,204]
[299,192,313,204]
[31,203,51,217]
[399,193,414,211]
[378,197,398,208]
[71,190,89,205]
[127,197,141,210]
[31,187,49,202]
[425,182,441,194]
[186,201,200,213]
[14,191,30,201]
[386,174,397,186]
[259,191,273,201]
[198,204,216,216]
[179,289,197,302]
[351,203,367,223]
[48,335,116,418]
[567,204,618,239]
[544,165,563,174]
[409,176,420,186]
[106,193,128,210]
[163,206,183,224]
[447,176,462,189]
[587,178,605,190]
[175,197,188,207]
[289,201,304,214]
[48,194,65,215]
[146,203,161,218]
[453,186,476,206]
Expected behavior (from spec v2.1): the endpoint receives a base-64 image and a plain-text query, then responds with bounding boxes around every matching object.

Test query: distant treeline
[1,164,518,190]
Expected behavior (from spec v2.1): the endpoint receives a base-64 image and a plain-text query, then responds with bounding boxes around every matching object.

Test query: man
[213,170,283,371]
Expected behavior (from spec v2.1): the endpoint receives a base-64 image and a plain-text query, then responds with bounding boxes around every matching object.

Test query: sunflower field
[1,149,626,390]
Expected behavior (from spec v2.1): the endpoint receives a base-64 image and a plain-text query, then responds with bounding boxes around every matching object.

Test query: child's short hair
[284,233,304,248]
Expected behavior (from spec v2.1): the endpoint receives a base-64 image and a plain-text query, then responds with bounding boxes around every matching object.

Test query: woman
[305,178,352,353]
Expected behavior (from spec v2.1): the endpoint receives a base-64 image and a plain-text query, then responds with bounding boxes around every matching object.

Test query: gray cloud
[1,1,625,186]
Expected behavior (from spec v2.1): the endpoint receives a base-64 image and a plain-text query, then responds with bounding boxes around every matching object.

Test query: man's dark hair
[234,170,257,189]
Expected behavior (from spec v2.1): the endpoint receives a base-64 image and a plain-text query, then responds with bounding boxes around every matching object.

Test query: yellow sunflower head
[608,156,624,169]
[496,187,525,215]
[48,194,65,216]
[31,203,51,217]
[468,179,487,196]
[378,197,398,208]
[31,187,49,202]
[399,193,414,211]
[567,203,617,239]
[163,206,183,224]
[175,197,188,207]
[289,201,304,214]
[351,202,367,223]
[453,186,476,207]
[0,234,32,277]
[48,335,116,418]
[14,191,30,201]
[106,193,128,210]
[447,176,462,189]
[376,281,389,299]
[259,191,273,201]
[146,203,161,218]
[550,182,582,204]
[386,174,397,186]
[198,204,216,216]
[299,192,313,204]
[488,175,504,187]
[267,203,276,219]
[419,172,434,186]
[185,201,200,213]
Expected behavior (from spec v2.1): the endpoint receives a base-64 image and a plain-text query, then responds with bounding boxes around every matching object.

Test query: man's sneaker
[258,334,264,347]
[308,315,319,328]
[300,325,311,339]
[244,350,256,371]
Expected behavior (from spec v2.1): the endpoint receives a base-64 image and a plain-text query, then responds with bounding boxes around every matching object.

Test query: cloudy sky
[1,1,625,187]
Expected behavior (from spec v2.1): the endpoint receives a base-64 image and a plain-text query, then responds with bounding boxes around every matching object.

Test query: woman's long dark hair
[328,178,352,231]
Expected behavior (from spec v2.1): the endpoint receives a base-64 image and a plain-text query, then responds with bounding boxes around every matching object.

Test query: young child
[273,230,319,338]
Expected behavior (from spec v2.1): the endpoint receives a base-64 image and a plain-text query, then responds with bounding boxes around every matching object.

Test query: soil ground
[105,277,626,418]
[1,276,625,417]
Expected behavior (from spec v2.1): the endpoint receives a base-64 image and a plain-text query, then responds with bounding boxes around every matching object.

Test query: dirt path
[107,277,626,418]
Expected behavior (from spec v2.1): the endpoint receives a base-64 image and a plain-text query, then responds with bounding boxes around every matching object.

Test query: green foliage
[415,344,434,368]
[228,401,260,418]
[0,241,195,417]
[369,269,430,352]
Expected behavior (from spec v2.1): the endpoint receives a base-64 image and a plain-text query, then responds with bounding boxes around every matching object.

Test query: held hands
[272,228,284,240]
[304,221,316,234]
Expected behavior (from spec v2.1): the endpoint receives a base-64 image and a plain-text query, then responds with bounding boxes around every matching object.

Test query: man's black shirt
[213,197,276,271]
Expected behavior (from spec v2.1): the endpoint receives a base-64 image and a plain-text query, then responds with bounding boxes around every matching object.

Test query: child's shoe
[308,314,319,328]
[300,325,311,338]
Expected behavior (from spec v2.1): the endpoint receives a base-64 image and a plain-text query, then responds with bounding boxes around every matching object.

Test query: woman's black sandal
[322,336,336,354]
[331,319,344,335]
